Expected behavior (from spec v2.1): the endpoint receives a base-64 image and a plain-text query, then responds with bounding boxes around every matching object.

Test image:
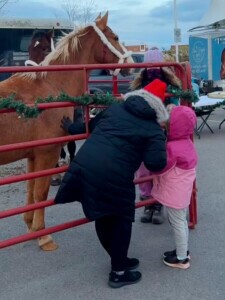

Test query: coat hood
[168,106,197,140]
[123,89,169,124]
[130,67,182,91]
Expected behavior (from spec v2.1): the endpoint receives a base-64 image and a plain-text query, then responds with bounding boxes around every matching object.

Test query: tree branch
[61,0,97,25]
[0,0,18,13]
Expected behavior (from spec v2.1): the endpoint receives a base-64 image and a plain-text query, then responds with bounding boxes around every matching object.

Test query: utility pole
[173,0,180,62]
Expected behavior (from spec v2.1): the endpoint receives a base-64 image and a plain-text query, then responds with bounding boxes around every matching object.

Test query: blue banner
[211,36,225,81]
[189,36,208,80]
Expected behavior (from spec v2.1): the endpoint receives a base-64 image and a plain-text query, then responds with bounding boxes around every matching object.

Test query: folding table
[193,95,224,138]
[207,91,225,130]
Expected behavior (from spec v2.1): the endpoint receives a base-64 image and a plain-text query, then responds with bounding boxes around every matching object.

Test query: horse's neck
[46,70,87,96]
[45,36,96,96]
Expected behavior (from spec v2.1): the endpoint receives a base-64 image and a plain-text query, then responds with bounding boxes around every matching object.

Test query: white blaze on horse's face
[34,41,40,48]
[91,12,133,76]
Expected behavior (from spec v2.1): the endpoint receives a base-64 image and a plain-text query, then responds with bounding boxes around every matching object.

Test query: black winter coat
[55,91,168,222]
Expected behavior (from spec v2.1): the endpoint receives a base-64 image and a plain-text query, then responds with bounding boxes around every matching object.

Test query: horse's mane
[41,27,87,66]
[16,26,88,81]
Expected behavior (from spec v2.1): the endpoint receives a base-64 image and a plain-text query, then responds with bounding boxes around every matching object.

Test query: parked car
[89,53,144,95]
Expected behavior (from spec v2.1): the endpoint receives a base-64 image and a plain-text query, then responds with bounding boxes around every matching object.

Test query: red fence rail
[0,61,197,249]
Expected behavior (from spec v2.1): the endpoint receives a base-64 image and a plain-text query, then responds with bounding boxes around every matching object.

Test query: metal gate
[0,61,197,249]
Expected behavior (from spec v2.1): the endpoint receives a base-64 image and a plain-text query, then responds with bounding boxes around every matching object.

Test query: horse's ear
[96,11,108,30]
[95,12,101,21]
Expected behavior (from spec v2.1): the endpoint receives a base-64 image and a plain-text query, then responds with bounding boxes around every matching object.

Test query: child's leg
[136,163,153,223]
[163,207,190,269]
[167,207,189,259]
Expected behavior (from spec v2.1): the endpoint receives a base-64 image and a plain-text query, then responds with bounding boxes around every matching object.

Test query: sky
[1,0,212,49]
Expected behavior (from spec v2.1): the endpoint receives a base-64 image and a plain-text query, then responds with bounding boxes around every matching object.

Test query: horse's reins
[90,22,133,76]
[25,38,55,67]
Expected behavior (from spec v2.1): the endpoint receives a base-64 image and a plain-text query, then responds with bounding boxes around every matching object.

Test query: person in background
[151,104,198,269]
[220,48,225,79]
[133,48,182,224]
[191,79,200,98]
[54,79,168,288]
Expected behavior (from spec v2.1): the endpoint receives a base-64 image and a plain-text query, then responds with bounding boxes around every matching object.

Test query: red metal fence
[0,62,197,249]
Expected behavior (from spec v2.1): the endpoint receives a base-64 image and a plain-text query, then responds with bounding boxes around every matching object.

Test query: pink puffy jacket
[151,106,198,209]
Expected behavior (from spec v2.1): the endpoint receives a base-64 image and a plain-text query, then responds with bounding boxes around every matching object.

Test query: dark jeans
[95,215,132,271]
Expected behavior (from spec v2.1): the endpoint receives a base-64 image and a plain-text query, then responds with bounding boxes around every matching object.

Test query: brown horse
[25,29,54,66]
[25,29,75,185]
[0,12,134,251]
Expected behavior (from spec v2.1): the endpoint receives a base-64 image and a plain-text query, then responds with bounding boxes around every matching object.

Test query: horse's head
[27,15,134,82]
[28,30,54,64]
[90,12,134,76]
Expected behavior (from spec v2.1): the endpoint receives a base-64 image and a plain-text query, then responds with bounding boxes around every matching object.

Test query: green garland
[0,87,200,119]
[167,85,199,103]
[0,92,120,119]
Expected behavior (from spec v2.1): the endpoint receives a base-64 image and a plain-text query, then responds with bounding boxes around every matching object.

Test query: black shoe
[125,258,139,270]
[140,207,153,223]
[163,254,190,270]
[50,174,62,186]
[163,249,190,259]
[151,205,164,225]
[108,270,142,288]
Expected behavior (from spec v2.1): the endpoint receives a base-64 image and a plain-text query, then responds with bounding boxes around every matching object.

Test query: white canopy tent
[188,0,225,84]
[189,0,225,32]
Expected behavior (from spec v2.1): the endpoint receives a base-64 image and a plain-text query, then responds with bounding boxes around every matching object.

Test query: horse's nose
[124,55,135,75]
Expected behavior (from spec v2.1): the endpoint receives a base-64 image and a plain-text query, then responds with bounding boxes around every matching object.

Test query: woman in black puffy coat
[55,79,168,288]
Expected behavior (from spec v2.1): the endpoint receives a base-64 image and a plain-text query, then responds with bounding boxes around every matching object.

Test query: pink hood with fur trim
[151,105,198,209]
[165,105,198,170]
[155,105,199,173]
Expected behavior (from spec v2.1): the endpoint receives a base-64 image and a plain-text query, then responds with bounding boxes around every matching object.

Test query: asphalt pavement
[1,108,225,300]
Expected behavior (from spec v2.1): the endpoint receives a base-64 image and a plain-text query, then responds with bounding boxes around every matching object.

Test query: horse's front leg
[23,158,35,229]
[32,150,60,251]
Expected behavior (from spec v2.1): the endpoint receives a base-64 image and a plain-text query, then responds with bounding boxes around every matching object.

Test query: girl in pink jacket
[151,105,198,269]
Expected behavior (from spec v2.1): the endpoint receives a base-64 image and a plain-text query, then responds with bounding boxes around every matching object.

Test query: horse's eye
[114,36,119,41]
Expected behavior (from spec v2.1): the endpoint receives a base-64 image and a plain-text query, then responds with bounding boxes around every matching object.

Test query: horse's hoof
[38,235,58,251]
[41,241,58,251]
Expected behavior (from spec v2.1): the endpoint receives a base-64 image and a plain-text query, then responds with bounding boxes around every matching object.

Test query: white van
[0,18,74,80]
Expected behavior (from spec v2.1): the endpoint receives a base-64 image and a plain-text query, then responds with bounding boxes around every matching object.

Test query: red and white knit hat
[143,79,167,102]
[123,79,169,124]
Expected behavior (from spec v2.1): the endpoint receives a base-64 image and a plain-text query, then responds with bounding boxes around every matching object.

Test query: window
[140,44,146,51]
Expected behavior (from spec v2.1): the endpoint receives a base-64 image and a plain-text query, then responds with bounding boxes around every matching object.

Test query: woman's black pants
[95,215,132,272]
